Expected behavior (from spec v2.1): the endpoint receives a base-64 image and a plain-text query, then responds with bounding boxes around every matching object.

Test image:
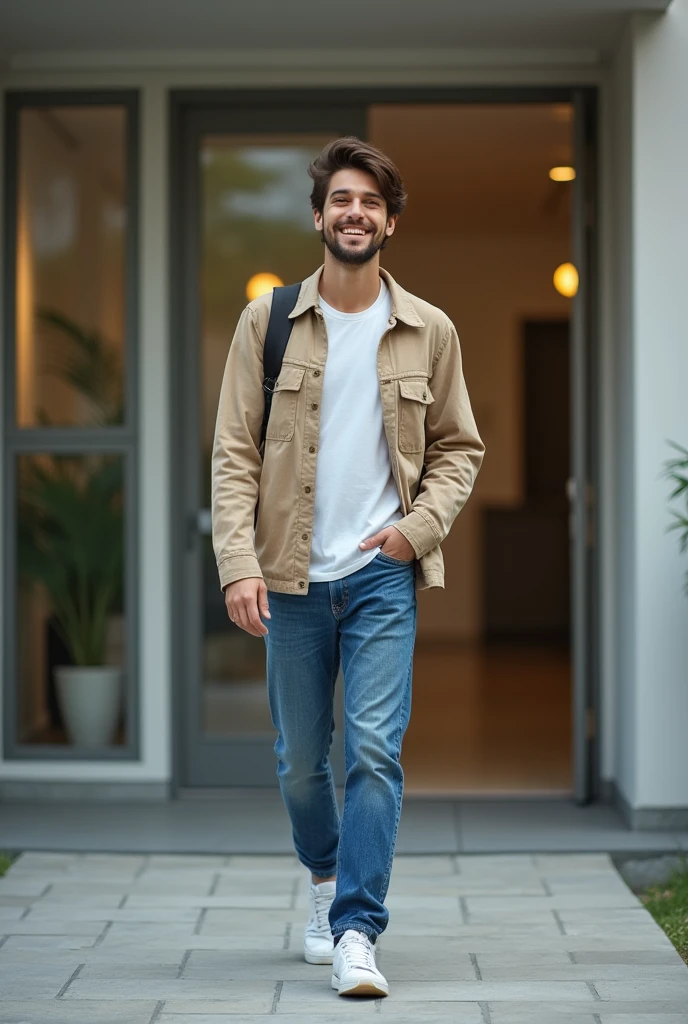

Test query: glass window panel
[16,453,127,747]
[15,107,127,428]
[200,135,331,737]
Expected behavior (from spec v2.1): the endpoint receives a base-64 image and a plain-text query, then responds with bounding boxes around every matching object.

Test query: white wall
[607,1,688,814]
[627,0,688,810]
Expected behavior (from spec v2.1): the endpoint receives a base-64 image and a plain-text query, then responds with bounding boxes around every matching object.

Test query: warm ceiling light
[553,262,579,298]
[549,166,576,182]
[246,272,284,302]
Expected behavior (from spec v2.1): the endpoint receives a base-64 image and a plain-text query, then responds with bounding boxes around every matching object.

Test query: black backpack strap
[259,282,302,453]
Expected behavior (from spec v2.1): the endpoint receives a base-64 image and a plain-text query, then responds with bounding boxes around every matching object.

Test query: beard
[320,224,387,266]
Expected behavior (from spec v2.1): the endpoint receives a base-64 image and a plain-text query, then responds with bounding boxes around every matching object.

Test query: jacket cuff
[217,553,264,592]
[393,509,440,559]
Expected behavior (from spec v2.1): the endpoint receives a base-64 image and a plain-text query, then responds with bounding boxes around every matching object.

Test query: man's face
[314,168,397,266]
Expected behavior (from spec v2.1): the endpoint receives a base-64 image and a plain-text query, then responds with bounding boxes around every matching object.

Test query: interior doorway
[368,104,576,793]
[171,91,596,799]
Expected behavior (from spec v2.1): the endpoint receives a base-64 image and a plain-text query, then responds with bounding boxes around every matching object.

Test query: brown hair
[308,137,407,218]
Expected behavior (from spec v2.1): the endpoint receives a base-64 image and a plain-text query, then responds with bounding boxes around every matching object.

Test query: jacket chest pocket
[265,364,306,441]
[398,378,435,453]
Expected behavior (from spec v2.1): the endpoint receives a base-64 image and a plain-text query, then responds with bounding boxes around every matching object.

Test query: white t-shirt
[308,278,404,583]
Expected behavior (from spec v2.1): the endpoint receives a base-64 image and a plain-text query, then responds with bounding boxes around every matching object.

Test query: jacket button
[298,581,305,588]
[313,370,320,377]
[309,446,315,453]
[311,403,318,410]
[304,486,311,493]
[301,533,308,540]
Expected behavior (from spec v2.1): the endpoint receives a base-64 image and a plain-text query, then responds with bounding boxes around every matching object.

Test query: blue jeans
[262,550,417,943]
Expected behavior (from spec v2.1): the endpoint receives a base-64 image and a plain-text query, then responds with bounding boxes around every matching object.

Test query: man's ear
[386,215,398,238]
[313,209,323,232]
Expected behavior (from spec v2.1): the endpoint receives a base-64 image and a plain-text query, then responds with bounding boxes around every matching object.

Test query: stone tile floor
[0,851,687,1023]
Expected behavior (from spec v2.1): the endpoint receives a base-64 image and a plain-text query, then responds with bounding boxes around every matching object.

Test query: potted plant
[18,454,124,747]
[664,440,688,596]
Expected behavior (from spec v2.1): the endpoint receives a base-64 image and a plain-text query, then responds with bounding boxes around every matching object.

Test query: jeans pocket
[376,550,414,566]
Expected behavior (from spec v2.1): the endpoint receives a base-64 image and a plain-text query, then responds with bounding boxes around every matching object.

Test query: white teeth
[341,228,365,235]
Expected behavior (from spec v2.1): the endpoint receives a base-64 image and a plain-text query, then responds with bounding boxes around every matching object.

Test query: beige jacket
[212,265,485,595]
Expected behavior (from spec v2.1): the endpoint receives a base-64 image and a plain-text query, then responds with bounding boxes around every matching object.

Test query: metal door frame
[168,86,600,796]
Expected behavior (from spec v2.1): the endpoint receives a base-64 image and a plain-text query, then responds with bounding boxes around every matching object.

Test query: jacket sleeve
[393,319,485,559]
[211,304,265,591]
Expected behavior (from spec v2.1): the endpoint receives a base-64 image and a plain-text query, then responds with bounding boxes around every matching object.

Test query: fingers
[225,580,269,637]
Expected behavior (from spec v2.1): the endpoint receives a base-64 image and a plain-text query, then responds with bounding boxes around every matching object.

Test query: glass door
[177,102,366,787]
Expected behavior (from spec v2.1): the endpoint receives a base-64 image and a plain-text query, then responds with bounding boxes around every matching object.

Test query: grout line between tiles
[93,921,112,947]
[270,980,283,1014]
[470,952,482,980]
[208,872,220,896]
[452,800,463,853]
[56,962,84,998]
[282,922,292,950]
[587,980,602,1000]
[118,894,128,909]
[479,1001,492,1024]
[193,908,207,936]
[176,948,192,978]
[148,1000,165,1024]
[459,895,470,924]
[134,856,150,880]
[552,909,567,934]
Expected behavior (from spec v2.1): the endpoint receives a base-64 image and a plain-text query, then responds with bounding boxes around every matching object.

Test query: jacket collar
[288,264,425,328]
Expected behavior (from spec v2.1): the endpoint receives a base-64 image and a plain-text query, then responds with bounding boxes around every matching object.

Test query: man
[211,137,484,998]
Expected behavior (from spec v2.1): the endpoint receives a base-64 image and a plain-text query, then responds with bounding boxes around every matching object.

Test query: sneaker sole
[304,949,334,965]
[331,974,389,997]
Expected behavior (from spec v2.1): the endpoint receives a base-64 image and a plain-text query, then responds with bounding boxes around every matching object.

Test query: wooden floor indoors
[403,642,572,795]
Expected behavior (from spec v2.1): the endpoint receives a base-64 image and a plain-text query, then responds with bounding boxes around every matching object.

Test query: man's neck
[318,256,382,314]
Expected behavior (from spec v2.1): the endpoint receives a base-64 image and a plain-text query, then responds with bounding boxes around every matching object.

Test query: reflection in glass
[15,107,127,427]
[16,453,127,746]
[200,136,331,736]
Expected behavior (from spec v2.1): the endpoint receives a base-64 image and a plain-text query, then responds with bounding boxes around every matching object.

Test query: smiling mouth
[338,227,368,237]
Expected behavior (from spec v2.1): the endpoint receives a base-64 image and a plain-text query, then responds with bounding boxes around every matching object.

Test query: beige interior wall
[381,233,570,641]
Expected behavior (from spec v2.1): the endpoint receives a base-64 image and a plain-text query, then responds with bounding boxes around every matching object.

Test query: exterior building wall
[626,0,688,817]
[2,47,681,819]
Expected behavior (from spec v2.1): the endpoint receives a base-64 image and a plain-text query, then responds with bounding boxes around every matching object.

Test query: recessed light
[549,166,576,182]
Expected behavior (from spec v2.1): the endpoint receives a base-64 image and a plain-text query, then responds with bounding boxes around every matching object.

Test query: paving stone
[484,1014,596,1024]
[478,964,688,982]
[493,1002,688,1016]
[2,851,686,1022]
[571,948,685,964]
[200,909,296,935]
[126,894,293,910]
[594,977,688,1000]
[280,979,595,1002]
[0,1001,157,1023]
[62,979,275,1007]
[181,949,334,981]
[28,907,200,923]
[597,1016,688,1023]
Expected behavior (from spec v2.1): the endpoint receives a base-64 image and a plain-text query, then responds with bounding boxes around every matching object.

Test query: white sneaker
[304,880,336,964]
[331,928,389,997]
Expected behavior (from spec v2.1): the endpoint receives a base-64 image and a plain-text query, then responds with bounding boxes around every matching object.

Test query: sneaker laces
[339,931,376,970]
[311,887,334,933]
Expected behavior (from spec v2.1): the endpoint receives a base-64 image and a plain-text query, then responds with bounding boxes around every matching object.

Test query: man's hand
[224,577,270,636]
[359,525,416,561]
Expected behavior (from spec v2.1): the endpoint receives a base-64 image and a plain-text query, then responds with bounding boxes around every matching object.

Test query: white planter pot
[54,666,123,748]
